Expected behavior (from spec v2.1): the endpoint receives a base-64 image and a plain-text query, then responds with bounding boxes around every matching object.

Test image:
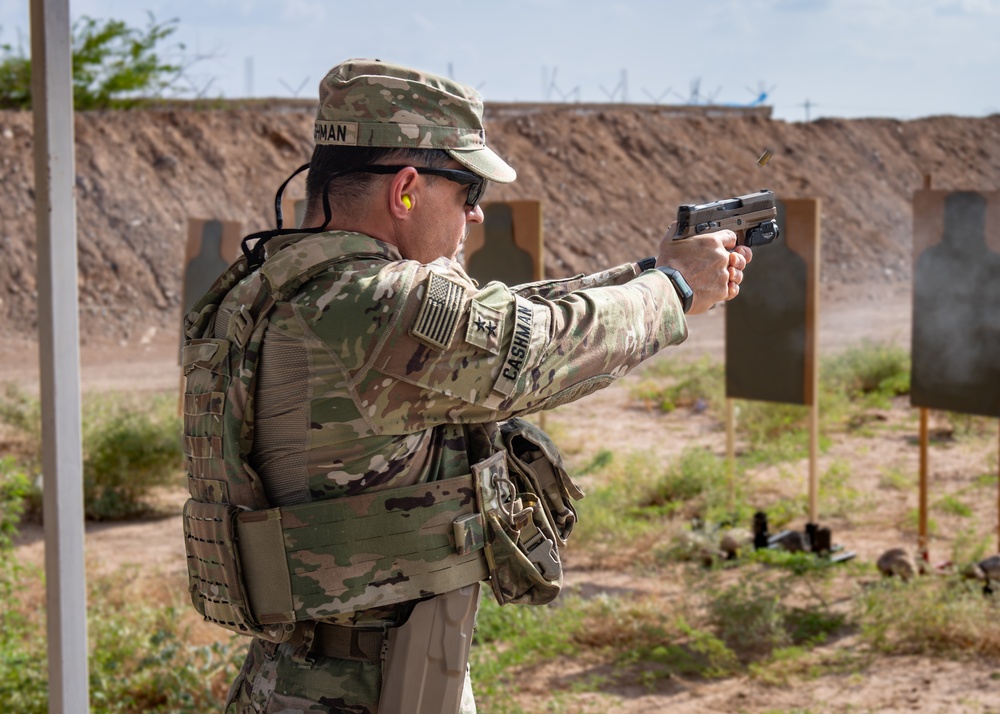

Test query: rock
[964,554,1000,594]
[719,528,753,560]
[877,547,918,582]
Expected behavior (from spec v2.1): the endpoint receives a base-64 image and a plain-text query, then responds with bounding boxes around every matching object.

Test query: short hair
[304,145,451,224]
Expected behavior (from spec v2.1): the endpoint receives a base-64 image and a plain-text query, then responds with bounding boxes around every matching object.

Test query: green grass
[569,450,667,557]
[819,460,873,521]
[471,553,858,711]
[630,340,914,468]
[634,446,739,523]
[857,576,1000,658]
[0,558,246,713]
[933,494,974,518]
[878,465,911,491]
[900,508,938,536]
[630,355,724,413]
[949,526,993,566]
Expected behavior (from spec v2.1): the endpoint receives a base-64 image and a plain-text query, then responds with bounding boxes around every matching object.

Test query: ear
[389,167,419,219]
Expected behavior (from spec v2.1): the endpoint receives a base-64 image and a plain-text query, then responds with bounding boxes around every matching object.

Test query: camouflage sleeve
[362,260,687,431]
[507,262,642,301]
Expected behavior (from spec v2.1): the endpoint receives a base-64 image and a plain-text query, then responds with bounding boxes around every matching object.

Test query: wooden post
[919,407,929,561]
[807,203,821,525]
[917,174,932,563]
[809,400,819,524]
[726,397,736,508]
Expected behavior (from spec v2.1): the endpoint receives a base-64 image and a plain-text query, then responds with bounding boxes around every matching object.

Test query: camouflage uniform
[221,229,687,712]
[194,59,688,713]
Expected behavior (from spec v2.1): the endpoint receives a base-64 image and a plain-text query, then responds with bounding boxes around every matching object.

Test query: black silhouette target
[464,201,543,285]
[179,218,242,362]
[725,199,820,405]
[911,191,1000,417]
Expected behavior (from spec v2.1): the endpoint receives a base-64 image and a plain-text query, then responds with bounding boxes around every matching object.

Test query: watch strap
[656,266,694,314]
[636,256,693,314]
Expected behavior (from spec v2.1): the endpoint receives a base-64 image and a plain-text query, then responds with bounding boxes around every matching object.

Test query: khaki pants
[225,638,476,714]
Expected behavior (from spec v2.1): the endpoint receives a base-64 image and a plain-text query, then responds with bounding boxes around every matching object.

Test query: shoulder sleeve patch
[465,300,505,355]
[410,272,466,350]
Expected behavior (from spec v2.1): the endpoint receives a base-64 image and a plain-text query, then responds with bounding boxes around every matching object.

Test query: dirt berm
[0,103,997,342]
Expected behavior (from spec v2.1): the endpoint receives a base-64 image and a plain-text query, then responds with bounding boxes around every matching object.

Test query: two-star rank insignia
[474,316,498,336]
[466,300,504,354]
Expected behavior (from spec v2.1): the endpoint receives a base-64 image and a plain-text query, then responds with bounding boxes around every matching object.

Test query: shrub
[706,578,845,662]
[822,339,910,402]
[0,13,184,109]
[0,458,30,547]
[81,392,182,520]
[0,386,183,521]
[636,446,736,522]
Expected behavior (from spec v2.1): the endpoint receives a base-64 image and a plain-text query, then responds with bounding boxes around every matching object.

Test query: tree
[0,13,185,109]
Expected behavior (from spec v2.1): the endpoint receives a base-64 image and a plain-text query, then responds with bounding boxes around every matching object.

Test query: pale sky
[2,0,998,121]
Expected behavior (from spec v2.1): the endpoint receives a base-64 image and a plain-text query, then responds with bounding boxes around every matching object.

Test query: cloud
[774,0,831,11]
[279,0,329,23]
[935,0,1000,15]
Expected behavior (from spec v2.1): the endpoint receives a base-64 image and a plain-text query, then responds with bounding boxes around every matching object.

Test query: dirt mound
[0,105,997,342]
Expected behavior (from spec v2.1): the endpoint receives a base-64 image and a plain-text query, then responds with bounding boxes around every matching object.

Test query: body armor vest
[180,233,582,642]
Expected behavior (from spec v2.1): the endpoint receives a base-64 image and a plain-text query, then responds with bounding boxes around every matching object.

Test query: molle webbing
[182,235,491,638]
[184,474,488,628]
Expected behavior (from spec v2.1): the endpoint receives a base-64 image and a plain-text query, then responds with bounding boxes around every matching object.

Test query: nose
[467,204,485,224]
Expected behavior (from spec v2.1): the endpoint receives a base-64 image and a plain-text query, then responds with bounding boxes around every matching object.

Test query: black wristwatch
[638,257,694,314]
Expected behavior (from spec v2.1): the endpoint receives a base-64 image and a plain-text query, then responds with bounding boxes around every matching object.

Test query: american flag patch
[411,273,465,350]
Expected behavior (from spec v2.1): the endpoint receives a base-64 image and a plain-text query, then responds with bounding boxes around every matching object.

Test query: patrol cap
[314,58,516,184]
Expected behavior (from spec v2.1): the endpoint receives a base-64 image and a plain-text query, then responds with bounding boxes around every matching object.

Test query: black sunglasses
[354,165,487,207]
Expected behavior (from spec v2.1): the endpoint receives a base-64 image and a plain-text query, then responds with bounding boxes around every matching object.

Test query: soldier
[180,58,751,713]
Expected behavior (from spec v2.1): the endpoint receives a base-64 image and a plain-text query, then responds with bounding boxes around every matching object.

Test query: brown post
[726,398,736,509]
[807,201,821,525]
[917,173,932,562]
[919,408,929,562]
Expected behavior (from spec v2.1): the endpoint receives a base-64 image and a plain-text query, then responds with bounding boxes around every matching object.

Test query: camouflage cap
[314,58,516,184]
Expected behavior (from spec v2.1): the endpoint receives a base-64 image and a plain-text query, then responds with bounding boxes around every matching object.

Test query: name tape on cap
[315,121,359,146]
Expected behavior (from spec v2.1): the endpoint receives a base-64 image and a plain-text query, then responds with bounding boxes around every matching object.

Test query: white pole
[30,0,90,712]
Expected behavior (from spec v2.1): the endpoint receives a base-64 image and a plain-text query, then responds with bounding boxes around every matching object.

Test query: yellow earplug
[401,195,412,210]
